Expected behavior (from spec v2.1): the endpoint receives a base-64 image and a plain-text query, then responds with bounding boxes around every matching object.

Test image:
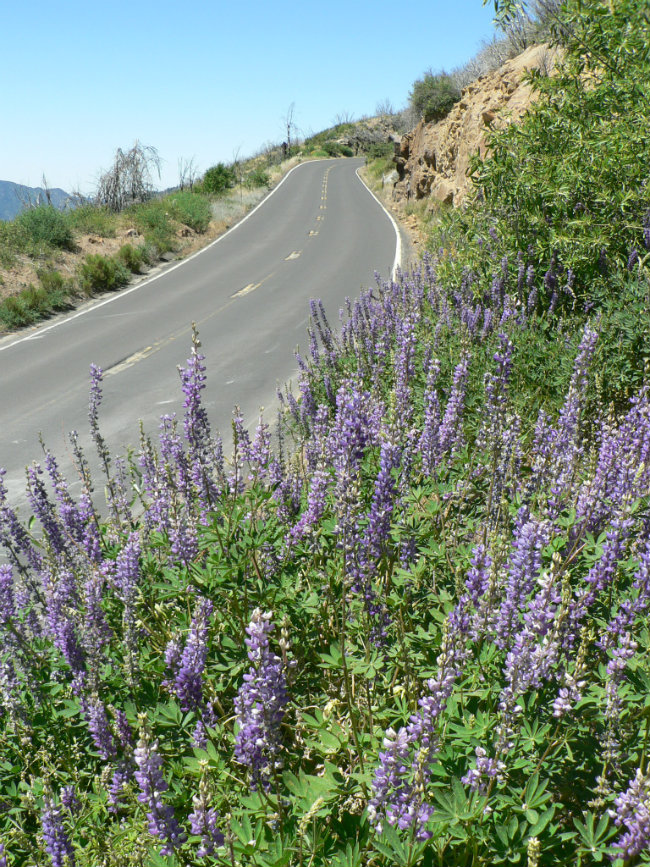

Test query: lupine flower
[166,597,213,712]
[234,609,287,790]
[41,792,76,867]
[84,695,117,760]
[370,608,470,839]
[461,746,506,793]
[438,353,470,459]
[61,786,81,815]
[134,732,187,855]
[188,761,224,858]
[0,565,14,625]
[609,768,650,860]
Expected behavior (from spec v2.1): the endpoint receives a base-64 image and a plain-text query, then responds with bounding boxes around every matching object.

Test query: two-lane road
[0,158,399,514]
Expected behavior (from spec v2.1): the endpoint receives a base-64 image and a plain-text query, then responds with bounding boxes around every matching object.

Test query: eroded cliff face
[392,44,559,208]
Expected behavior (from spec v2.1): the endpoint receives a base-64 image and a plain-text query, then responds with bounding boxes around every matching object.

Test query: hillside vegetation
[1,1,650,866]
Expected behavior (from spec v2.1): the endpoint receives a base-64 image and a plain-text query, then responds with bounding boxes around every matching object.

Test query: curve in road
[0,158,400,513]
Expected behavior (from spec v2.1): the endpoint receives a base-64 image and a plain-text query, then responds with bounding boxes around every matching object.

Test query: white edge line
[355,166,402,281]
[0,159,336,353]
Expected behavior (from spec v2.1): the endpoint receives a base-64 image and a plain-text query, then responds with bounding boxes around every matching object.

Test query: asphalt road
[0,158,400,517]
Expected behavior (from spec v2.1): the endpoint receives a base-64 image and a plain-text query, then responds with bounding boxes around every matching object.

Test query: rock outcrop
[393,44,559,208]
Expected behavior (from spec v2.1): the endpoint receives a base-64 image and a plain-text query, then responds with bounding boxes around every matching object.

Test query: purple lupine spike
[234,609,287,790]
[44,570,85,680]
[477,333,513,453]
[114,707,135,750]
[40,792,76,867]
[108,765,133,814]
[366,438,401,561]
[60,786,80,815]
[418,358,441,476]
[437,353,470,460]
[178,327,222,509]
[602,536,650,649]
[0,842,6,867]
[494,511,551,650]
[167,597,213,712]
[26,463,67,560]
[0,565,15,626]
[85,695,117,760]
[369,599,471,839]
[461,747,506,793]
[188,764,224,858]
[546,326,598,517]
[134,732,187,855]
[609,768,650,860]
[0,468,43,572]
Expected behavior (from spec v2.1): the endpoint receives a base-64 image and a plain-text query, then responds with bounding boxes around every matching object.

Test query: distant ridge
[0,180,80,221]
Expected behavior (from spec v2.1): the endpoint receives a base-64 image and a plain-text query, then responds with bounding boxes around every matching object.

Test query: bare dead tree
[283,102,296,152]
[96,141,161,212]
[333,110,355,126]
[375,98,395,119]
[178,156,198,191]
[41,174,53,206]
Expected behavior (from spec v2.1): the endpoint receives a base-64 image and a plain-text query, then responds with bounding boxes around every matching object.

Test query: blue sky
[1,0,497,194]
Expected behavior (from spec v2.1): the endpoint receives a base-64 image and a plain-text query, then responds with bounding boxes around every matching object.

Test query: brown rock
[392,44,561,208]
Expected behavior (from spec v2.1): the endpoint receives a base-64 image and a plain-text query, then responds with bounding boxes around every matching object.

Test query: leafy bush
[116,243,147,273]
[64,204,116,237]
[79,253,130,294]
[245,167,271,189]
[409,69,461,122]
[166,191,212,233]
[367,142,395,160]
[201,162,236,195]
[322,141,342,157]
[16,205,74,250]
[469,0,650,304]
[0,271,71,329]
[129,201,175,255]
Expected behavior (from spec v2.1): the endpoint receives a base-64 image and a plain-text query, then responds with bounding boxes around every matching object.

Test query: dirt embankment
[392,44,560,210]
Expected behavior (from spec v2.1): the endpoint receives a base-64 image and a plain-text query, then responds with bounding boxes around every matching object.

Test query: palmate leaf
[432,777,487,825]
[573,812,617,862]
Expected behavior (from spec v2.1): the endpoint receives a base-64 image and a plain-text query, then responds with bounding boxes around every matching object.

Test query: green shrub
[166,191,212,233]
[201,162,236,195]
[116,243,147,273]
[245,168,271,189]
[463,0,650,304]
[129,201,175,255]
[322,141,342,157]
[410,70,460,122]
[64,204,116,237]
[37,269,72,310]
[0,271,71,330]
[16,205,74,250]
[367,142,394,160]
[79,254,130,294]
[339,145,354,157]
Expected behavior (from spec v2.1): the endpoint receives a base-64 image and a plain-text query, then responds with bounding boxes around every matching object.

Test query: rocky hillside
[392,43,559,208]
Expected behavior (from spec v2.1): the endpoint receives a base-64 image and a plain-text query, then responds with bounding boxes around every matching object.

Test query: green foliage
[79,253,130,294]
[201,162,236,196]
[129,200,176,255]
[116,243,147,273]
[0,270,71,329]
[366,142,394,160]
[245,167,271,189]
[470,0,650,303]
[166,191,212,233]
[63,203,116,237]
[409,70,460,122]
[16,205,75,250]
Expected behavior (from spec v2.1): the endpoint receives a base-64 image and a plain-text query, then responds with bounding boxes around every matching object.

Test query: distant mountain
[0,181,80,221]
